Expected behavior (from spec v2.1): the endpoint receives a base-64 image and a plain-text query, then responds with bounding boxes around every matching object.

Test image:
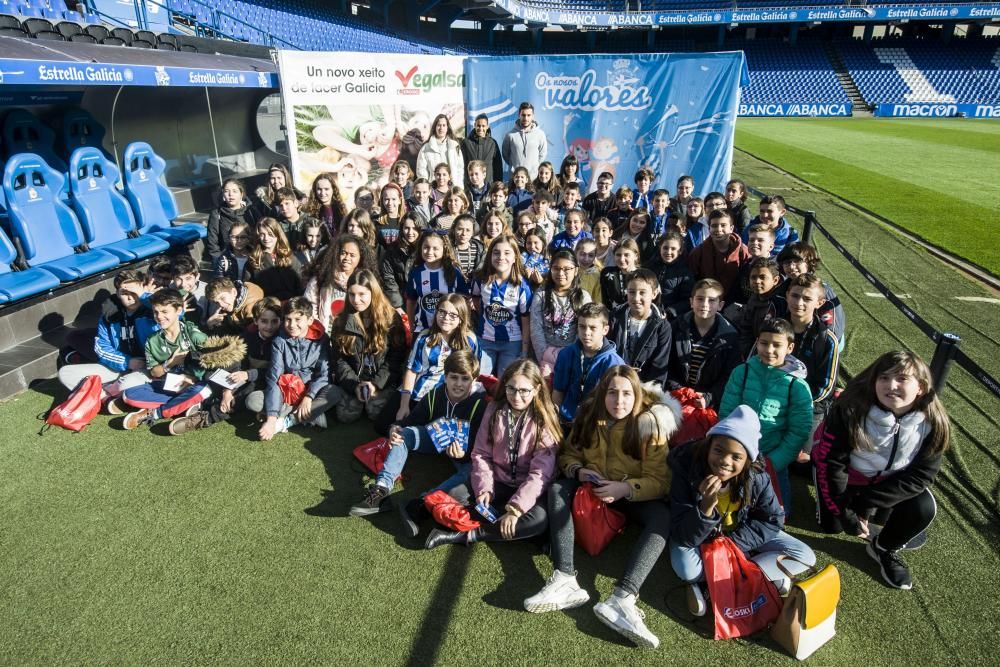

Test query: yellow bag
[770,560,841,660]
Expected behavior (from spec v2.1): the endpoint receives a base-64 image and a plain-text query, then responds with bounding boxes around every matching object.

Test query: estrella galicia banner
[464,53,744,194]
[276,51,465,205]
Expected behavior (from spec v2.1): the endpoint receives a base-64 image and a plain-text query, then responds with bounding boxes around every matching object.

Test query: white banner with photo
[276,51,466,205]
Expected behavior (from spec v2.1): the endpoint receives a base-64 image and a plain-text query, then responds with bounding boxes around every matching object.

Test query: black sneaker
[349,485,391,517]
[866,539,913,590]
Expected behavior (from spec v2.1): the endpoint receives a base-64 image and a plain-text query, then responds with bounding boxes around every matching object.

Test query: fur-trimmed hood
[198,335,247,371]
[638,381,684,447]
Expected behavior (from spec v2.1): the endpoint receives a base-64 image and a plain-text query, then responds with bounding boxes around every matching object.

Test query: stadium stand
[840,39,1000,105]
[739,41,849,105]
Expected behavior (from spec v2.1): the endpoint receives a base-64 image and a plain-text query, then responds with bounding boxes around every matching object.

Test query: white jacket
[850,406,931,477]
[416,136,464,182]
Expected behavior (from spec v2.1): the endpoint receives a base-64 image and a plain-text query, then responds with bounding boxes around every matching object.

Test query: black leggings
[876,488,937,551]
[448,482,547,542]
[548,477,670,597]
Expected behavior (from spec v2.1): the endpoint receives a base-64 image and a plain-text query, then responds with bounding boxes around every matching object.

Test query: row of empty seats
[739,42,849,105]
[0,126,206,304]
[841,39,1000,105]
[0,11,200,49]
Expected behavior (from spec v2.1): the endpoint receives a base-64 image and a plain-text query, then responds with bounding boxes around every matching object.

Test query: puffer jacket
[461,130,503,186]
[332,311,407,394]
[263,320,330,416]
[416,135,464,182]
[470,402,559,514]
[206,203,258,258]
[719,356,813,471]
[668,441,783,553]
[559,384,683,501]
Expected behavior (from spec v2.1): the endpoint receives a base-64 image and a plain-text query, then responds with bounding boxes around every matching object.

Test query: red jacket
[687,233,751,300]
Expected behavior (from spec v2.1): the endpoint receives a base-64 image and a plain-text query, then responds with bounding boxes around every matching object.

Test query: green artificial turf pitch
[735,117,1000,277]
[1,121,999,665]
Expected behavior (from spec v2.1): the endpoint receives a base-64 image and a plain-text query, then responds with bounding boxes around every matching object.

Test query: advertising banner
[276,51,465,204]
[875,103,1000,118]
[739,102,851,117]
[465,53,744,194]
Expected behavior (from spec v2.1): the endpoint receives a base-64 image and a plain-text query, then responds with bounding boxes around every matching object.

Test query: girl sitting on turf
[524,366,682,650]
[330,270,408,424]
[812,351,949,590]
[424,359,562,549]
[668,405,816,618]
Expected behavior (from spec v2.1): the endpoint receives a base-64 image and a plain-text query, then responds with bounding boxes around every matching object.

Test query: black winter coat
[608,304,672,387]
[332,312,408,394]
[667,312,740,409]
[206,204,258,258]
[644,256,694,320]
[461,131,503,186]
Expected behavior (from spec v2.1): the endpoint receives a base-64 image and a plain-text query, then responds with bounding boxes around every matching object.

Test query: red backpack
[42,375,103,433]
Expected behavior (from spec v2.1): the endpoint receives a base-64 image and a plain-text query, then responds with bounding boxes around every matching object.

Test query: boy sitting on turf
[609,269,672,387]
[119,289,215,431]
[169,297,282,435]
[171,254,209,325]
[250,297,343,440]
[667,279,740,410]
[203,277,264,334]
[551,302,625,423]
[645,231,694,321]
[735,258,782,357]
[687,209,751,305]
[349,350,487,523]
[720,318,813,511]
[58,269,156,399]
[742,194,799,257]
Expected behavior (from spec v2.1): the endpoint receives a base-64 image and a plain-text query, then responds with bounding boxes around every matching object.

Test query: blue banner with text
[739,102,851,117]
[465,53,744,194]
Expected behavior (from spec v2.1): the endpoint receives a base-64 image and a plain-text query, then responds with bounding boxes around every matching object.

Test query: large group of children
[56,109,951,650]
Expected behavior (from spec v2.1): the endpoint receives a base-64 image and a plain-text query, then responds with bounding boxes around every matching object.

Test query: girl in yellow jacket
[523,366,682,649]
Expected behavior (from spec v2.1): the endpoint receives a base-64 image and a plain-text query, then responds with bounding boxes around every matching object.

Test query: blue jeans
[376,426,470,493]
[481,338,522,377]
[669,530,816,583]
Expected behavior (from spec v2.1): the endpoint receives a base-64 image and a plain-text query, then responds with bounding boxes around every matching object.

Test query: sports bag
[701,534,783,640]
[43,375,102,433]
[423,490,481,532]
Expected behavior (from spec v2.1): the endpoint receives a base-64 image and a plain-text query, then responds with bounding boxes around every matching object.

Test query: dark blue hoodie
[552,338,625,422]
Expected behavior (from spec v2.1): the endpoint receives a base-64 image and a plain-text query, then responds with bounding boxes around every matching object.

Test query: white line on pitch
[865,292,910,299]
[954,296,1000,305]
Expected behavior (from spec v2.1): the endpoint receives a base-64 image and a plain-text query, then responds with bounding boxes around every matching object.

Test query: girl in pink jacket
[425,359,562,548]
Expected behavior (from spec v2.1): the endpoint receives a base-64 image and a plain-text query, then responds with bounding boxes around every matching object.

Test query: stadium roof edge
[0,36,278,89]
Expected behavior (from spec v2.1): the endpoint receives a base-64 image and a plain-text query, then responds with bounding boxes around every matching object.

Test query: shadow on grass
[403,545,474,667]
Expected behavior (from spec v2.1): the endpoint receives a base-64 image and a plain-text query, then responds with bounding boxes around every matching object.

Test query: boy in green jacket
[719,318,812,513]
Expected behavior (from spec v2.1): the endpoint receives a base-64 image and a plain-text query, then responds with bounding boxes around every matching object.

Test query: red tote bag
[701,535,783,640]
[423,490,481,532]
[353,437,392,475]
[43,375,102,433]
[572,483,627,556]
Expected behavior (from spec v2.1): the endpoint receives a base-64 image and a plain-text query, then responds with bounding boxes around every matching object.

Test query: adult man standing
[501,102,547,180]
[461,113,503,186]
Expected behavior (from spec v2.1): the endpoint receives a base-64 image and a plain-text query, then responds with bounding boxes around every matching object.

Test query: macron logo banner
[465,52,744,194]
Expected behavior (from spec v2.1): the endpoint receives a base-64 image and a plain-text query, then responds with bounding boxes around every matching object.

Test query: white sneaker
[275,414,297,434]
[593,590,660,649]
[523,570,590,613]
[687,583,707,617]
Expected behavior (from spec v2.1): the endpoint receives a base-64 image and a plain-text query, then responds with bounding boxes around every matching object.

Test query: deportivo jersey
[407,331,481,399]
[473,278,532,343]
[405,265,470,332]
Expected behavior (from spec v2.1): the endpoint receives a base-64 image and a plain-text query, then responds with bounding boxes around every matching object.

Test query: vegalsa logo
[394,66,464,96]
[723,594,768,619]
[535,60,652,112]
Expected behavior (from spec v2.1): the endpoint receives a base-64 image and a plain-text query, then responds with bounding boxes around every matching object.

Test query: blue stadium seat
[2,153,119,281]
[2,108,67,173]
[0,224,60,304]
[61,108,110,161]
[121,142,207,245]
[68,147,171,262]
